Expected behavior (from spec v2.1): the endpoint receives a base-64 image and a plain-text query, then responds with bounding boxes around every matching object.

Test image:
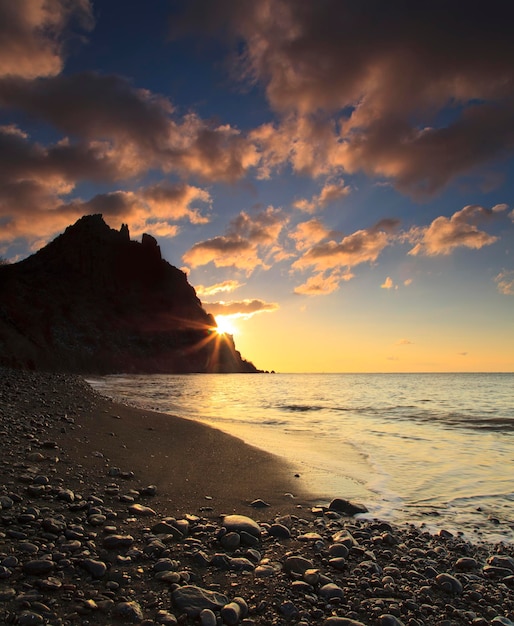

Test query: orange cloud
[290,218,336,251]
[294,269,353,296]
[381,277,395,290]
[204,299,279,318]
[293,221,397,272]
[195,280,245,297]
[0,0,93,79]
[183,206,289,274]
[293,179,351,213]
[183,236,260,272]
[408,204,505,256]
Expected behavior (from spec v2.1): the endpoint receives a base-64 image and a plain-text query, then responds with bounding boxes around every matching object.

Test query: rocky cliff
[0,215,259,373]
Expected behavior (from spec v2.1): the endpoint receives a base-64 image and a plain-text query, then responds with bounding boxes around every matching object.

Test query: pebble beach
[2,368,514,626]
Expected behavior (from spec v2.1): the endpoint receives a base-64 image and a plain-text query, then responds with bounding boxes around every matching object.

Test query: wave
[278,403,323,412]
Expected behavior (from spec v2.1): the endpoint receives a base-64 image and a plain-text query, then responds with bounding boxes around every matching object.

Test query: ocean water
[87,372,514,544]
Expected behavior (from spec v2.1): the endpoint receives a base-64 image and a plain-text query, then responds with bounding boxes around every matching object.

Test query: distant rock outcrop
[0,215,260,374]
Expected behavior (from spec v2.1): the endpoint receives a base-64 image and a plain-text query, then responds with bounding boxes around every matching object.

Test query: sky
[0,0,513,373]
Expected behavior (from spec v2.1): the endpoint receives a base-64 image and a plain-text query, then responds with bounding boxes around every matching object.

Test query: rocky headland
[0,215,259,374]
[2,367,514,626]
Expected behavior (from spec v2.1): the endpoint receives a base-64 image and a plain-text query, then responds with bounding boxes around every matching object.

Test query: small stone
[379,615,406,626]
[155,609,178,625]
[88,513,107,526]
[200,609,217,626]
[223,514,261,538]
[103,534,134,549]
[284,555,314,575]
[455,557,478,571]
[435,573,463,594]
[319,582,345,600]
[56,488,75,502]
[23,560,54,576]
[488,555,514,572]
[0,587,16,601]
[113,600,144,623]
[171,585,228,617]
[220,531,241,550]
[151,521,183,539]
[280,601,299,619]
[331,529,357,547]
[329,498,368,515]
[323,616,366,626]
[255,564,279,578]
[81,558,107,578]
[269,523,291,539]
[329,556,347,571]
[250,499,270,507]
[128,503,156,516]
[328,543,349,558]
[27,452,45,462]
[303,569,320,585]
[233,597,248,618]
[221,601,242,625]
[18,611,45,625]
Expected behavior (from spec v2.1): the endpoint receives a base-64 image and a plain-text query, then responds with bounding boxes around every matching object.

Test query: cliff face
[0,215,259,374]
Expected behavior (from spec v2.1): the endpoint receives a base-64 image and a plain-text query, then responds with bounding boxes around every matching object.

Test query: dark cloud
[0,72,260,182]
[177,0,514,195]
[183,207,289,272]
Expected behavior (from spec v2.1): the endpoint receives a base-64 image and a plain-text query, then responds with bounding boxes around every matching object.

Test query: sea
[87,372,514,544]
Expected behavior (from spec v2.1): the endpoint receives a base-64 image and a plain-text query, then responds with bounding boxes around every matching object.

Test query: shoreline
[2,367,514,625]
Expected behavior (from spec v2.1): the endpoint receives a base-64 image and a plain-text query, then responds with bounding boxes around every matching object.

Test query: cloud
[183,206,289,273]
[294,269,353,296]
[290,218,337,251]
[293,220,398,272]
[381,277,395,290]
[293,179,351,213]
[495,270,514,295]
[0,0,93,79]
[397,339,413,346]
[0,140,212,244]
[179,0,514,195]
[195,280,244,298]
[204,299,279,318]
[408,204,504,256]
[0,72,260,182]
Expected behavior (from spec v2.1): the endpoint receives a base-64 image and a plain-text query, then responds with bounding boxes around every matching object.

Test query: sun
[215,315,238,336]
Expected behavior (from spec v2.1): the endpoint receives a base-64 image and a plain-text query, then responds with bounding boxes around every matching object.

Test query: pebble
[2,367,514,626]
[113,600,144,623]
[171,585,228,617]
[223,514,262,538]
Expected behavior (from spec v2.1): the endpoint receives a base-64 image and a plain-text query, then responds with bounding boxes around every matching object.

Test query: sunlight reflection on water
[88,372,514,543]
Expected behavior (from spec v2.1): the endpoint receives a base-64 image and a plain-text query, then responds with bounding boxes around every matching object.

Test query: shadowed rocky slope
[0,215,259,373]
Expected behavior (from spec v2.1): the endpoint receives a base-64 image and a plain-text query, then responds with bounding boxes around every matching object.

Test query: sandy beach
[2,368,514,626]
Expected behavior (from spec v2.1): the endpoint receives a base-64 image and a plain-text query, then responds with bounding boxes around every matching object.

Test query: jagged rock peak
[0,214,261,374]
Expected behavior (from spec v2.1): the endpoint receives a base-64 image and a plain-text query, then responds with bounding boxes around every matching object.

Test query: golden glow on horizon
[215,315,238,336]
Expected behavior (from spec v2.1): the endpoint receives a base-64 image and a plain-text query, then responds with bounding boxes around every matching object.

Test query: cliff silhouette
[0,215,259,374]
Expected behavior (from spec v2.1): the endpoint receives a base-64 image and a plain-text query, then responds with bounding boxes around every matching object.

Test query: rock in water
[328,498,368,515]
